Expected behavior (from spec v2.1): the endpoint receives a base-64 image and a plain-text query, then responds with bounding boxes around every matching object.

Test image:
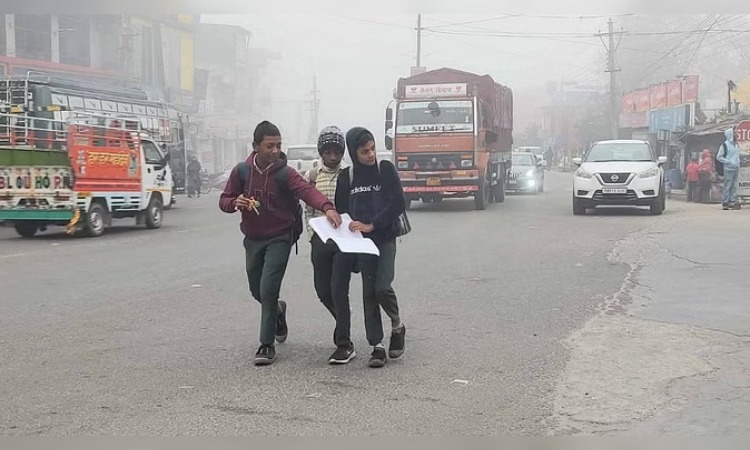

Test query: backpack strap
[236,161,250,194]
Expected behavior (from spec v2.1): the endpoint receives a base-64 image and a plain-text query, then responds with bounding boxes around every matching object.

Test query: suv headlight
[575,168,594,179]
[638,168,659,179]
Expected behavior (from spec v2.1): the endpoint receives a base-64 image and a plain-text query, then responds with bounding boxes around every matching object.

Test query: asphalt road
[0,172,673,435]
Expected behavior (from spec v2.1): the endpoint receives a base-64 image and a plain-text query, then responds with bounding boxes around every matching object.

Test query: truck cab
[0,112,172,237]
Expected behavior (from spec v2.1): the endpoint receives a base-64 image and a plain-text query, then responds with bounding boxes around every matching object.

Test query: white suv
[572,140,668,215]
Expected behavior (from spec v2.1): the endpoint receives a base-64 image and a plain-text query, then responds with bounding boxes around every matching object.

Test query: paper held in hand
[309,213,380,256]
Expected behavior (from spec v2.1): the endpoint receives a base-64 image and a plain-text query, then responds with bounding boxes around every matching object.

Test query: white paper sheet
[309,213,380,256]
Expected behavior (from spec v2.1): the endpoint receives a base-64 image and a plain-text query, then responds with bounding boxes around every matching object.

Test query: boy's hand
[325,209,342,228]
[349,221,374,233]
[235,194,251,210]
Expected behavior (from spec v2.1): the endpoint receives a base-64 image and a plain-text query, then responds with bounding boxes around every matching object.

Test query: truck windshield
[396,100,473,134]
[287,146,318,161]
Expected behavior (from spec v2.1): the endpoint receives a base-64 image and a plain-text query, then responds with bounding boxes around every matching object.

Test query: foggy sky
[204,14,612,145]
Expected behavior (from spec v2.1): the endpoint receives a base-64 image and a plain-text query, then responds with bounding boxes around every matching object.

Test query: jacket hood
[345,127,375,169]
[725,128,735,141]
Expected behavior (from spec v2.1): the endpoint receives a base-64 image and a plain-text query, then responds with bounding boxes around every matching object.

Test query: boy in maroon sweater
[220,121,342,366]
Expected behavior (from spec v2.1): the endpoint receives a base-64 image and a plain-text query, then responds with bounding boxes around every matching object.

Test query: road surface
[1,172,747,435]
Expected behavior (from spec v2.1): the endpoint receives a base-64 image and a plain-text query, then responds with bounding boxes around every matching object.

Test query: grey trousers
[359,238,401,346]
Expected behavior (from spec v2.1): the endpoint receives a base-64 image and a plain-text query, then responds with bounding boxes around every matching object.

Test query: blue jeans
[723,169,739,205]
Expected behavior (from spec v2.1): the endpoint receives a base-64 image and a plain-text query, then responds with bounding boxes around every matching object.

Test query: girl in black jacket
[335,127,406,368]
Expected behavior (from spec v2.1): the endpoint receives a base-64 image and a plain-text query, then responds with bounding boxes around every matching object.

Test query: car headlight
[575,168,594,179]
[525,169,535,177]
[638,168,659,179]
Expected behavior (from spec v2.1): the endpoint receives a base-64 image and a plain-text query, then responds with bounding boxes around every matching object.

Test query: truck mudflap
[64,209,81,235]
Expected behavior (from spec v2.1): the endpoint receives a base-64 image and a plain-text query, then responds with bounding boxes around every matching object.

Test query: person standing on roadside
[684,155,700,203]
[305,126,357,365]
[718,127,741,210]
[219,121,342,366]
[335,127,406,368]
[697,149,716,203]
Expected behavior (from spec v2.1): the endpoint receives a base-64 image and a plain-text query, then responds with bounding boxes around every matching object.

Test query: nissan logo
[611,174,620,182]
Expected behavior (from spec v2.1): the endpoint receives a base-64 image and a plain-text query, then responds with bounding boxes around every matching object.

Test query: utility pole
[416,14,423,67]
[308,76,320,143]
[596,19,624,140]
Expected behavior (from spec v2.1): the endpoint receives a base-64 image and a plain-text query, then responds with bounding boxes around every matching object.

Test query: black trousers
[310,234,355,347]
[687,181,698,202]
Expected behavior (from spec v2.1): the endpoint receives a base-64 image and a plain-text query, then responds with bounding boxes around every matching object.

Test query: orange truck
[385,68,513,210]
[0,111,172,237]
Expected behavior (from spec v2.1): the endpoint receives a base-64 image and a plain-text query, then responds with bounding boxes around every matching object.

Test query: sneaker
[723,203,730,210]
[254,345,276,366]
[367,346,387,368]
[389,325,406,359]
[328,344,356,365]
[275,300,288,343]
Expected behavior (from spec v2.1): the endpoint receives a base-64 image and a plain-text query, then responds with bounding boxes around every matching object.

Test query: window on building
[59,15,91,66]
[15,15,52,61]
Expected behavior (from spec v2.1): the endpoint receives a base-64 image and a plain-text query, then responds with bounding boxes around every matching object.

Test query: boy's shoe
[328,344,356,365]
[389,325,406,359]
[254,345,276,366]
[367,346,387,368]
[275,300,288,343]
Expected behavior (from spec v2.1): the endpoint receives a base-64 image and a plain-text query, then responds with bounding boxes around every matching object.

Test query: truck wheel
[83,202,107,237]
[474,178,489,210]
[145,196,164,229]
[14,223,38,238]
[493,172,506,203]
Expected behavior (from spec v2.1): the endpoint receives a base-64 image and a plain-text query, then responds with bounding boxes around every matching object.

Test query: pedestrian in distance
[187,154,202,198]
[335,127,407,368]
[697,149,716,203]
[305,126,358,365]
[684,155,700,203]
[219,121,342,366]
[718,127,742,210]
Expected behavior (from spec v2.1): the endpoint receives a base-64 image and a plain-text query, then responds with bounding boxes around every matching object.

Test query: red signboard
[735,120,750,142]
[634,89,651,112]
[622,92,635,113]
[667,80,683,106]
[650,83,668,109]
[683,75,700,103]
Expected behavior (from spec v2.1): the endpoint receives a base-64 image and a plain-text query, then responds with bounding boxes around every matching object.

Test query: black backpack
[236,162,304,254]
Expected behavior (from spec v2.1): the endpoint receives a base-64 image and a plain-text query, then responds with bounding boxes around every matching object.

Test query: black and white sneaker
[328,344,356,365]
[254,345,276,366]
[367,346,387,368]
[275,300,288,343]
[389,325,406,359]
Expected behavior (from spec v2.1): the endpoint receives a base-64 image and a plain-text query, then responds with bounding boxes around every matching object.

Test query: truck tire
[493,172,506,203]
[14,223,38,238]
[474,178,489,210]
[145,196,163,229]
[83,202,107,237]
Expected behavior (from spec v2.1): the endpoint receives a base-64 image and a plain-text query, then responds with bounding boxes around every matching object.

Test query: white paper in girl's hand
[309,213,380,256]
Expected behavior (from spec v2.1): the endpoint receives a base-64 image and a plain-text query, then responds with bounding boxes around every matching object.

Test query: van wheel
[83,202,107,237]
[145,196,164,229]
[14,223,38,238]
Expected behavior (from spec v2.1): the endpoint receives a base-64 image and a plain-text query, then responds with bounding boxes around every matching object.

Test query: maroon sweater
[219,153,334,240]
